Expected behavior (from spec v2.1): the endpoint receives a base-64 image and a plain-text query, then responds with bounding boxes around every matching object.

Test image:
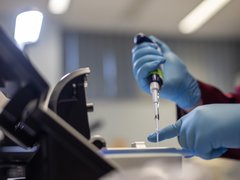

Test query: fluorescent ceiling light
[179,0,231,34]
[14,10,43,49]
[48,0,71,14]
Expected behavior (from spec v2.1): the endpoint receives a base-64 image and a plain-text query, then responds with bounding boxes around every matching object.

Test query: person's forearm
[181,80,240,113]
[198,80,240,104]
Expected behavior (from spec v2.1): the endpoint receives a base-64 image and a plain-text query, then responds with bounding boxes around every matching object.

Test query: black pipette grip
[134,33,153,45]
[133,33,163,86]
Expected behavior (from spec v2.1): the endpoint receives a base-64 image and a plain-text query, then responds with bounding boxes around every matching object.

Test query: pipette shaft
[134,33,164,143]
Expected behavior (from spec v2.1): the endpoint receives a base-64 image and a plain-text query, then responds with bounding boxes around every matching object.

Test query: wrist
[182,77,201,111]
[184,99,202,112]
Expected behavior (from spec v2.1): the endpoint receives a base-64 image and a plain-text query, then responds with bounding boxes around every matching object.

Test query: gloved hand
[132,36,201,109]
[148,104,240,159]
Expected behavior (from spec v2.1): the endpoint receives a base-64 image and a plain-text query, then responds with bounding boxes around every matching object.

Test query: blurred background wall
[0,0,240,148]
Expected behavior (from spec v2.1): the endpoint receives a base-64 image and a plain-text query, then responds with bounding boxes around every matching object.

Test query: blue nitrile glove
[132,36,200,109]
[148,104,240,159]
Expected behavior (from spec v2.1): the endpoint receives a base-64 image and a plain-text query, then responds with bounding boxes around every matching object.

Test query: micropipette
[134,33,164,143]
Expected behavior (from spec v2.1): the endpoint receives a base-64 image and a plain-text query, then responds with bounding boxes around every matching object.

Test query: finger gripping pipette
[134,33,164,143]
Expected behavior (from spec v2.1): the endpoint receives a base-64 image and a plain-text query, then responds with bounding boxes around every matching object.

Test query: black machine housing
[0,27,114,180]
